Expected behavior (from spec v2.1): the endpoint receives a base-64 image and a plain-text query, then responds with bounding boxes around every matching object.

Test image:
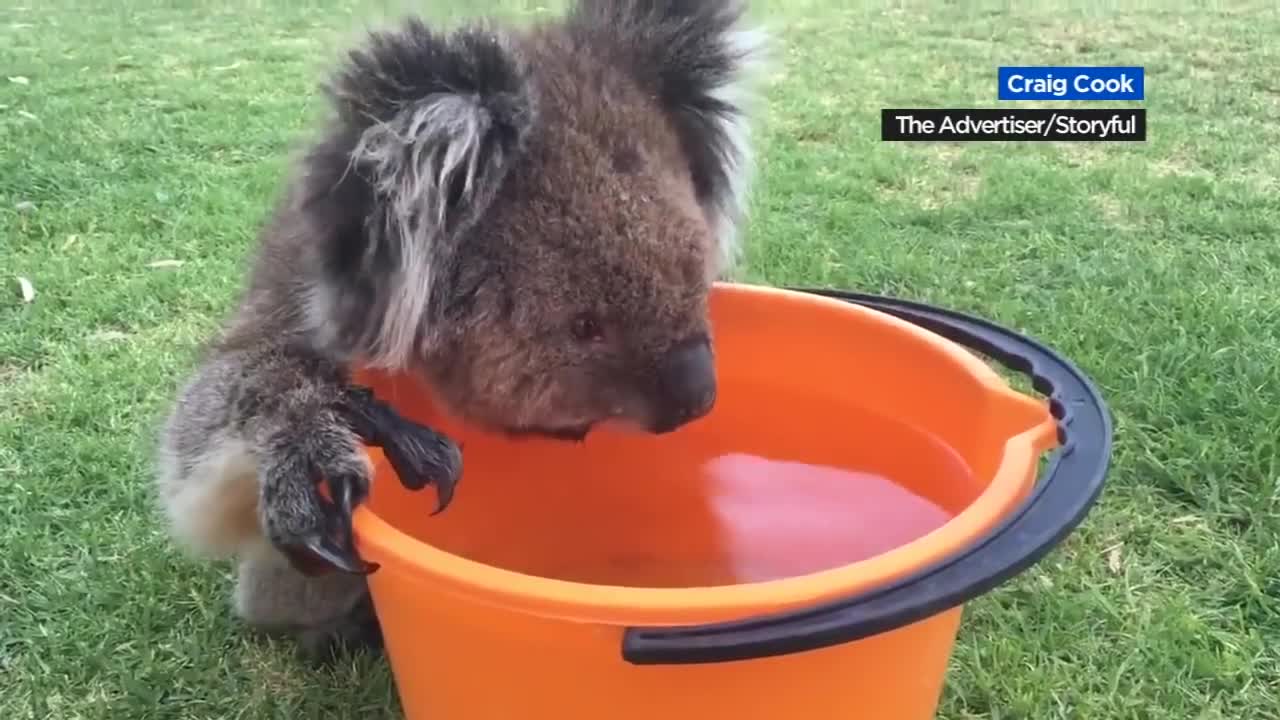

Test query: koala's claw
[340,386,463,513]
[280,471,380,577]
[275,387,460,577]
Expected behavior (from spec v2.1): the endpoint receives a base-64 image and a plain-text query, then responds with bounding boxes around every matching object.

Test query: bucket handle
[620,288,1112,665]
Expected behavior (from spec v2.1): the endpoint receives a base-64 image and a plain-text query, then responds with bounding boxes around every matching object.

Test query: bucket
[346,283,1111,720]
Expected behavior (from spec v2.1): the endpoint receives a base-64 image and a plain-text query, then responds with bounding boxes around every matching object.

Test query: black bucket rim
[619,287,1113,665]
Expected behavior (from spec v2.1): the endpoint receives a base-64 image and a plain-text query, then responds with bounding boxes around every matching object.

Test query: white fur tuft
[348,94,492,369]
[705,25,770,279]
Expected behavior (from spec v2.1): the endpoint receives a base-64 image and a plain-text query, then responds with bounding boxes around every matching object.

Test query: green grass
[3,0,1280,717]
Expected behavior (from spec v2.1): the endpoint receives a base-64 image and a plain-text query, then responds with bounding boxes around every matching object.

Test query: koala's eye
[570,312,605,342]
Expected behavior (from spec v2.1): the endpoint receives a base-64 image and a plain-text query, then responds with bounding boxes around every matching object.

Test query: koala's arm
[156,335,461,576]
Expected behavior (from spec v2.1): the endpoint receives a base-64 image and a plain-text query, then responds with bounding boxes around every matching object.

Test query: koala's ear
[325,19,536,238]
[288,19,535,370]
[568,0,766,272]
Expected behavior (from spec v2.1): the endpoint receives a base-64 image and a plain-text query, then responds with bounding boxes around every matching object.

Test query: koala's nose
[651,336,717,434]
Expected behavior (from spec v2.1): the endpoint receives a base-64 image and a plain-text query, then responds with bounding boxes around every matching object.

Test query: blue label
[998,66,1144,101]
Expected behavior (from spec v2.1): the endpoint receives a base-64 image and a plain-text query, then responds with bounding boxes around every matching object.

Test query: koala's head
[295,0,764,440]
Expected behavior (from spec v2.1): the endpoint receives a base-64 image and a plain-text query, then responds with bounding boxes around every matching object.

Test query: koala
[154,0,765,660]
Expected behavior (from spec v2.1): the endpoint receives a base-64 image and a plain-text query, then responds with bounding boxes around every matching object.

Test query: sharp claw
[383,440,460,513]
[319,473,377,575]
[299,533,379,575]
[429,475,455,516]
[331,472,361,519]
[279,472,378,577]
[338,386,462,512]
[281,543,337,577]
[281,532,377,577]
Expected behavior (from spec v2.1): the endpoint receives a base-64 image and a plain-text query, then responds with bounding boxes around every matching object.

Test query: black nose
[650,337,717,434]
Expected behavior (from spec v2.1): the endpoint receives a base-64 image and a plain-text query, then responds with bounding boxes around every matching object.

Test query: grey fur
[347,77,532,368]
[154,0,766,658]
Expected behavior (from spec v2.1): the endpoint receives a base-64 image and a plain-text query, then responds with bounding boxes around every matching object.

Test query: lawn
[3,0,1279,717]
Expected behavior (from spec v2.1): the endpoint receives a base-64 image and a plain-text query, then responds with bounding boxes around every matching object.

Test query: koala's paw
[340,386,463,513]
[259,424,380,576]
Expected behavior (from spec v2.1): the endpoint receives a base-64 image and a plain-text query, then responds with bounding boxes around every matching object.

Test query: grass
[3,0,1280,717]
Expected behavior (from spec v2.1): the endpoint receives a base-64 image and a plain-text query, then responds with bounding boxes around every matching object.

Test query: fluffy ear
[327,19,536,239]
[294,19,536,369]
[567,0,767,274]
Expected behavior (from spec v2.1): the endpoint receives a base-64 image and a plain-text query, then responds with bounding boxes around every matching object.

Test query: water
[705,453,954,582]
[379,389,974,589]
[525,453,958,588]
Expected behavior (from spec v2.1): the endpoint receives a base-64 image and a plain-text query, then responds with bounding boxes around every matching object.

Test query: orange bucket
[348,283,1111,720]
